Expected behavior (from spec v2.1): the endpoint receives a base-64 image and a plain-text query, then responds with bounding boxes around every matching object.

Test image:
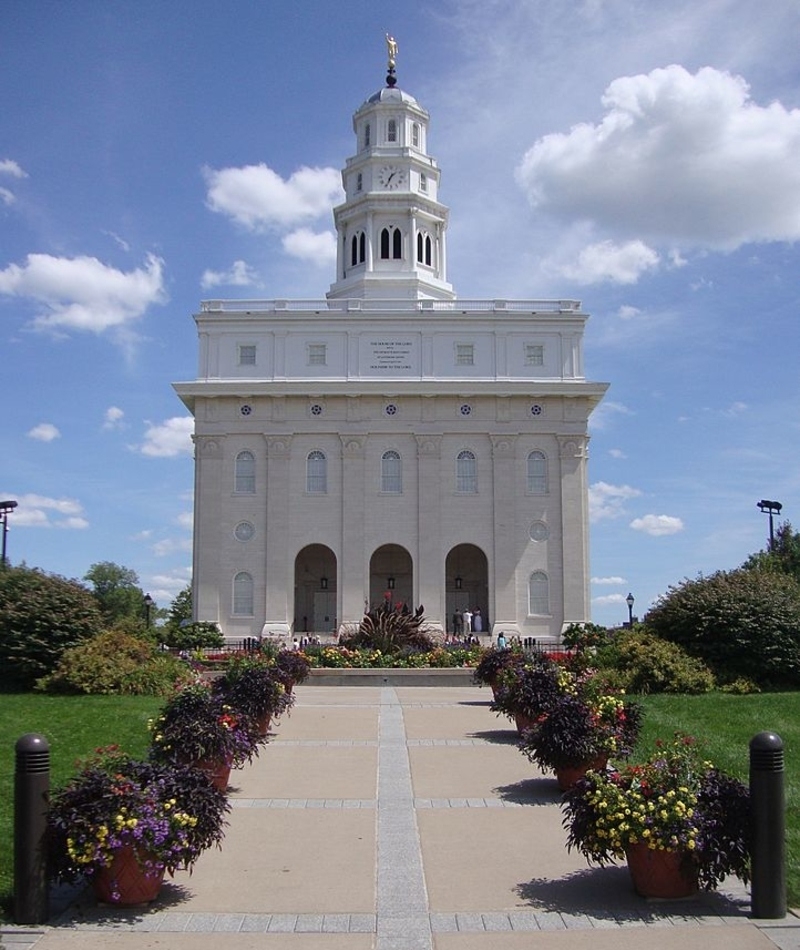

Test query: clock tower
[327,46,454,301]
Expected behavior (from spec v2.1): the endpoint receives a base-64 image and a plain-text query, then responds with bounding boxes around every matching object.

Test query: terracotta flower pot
[190,756,232,792]
[625,842,699,899]
[91,846,165,905]
[515,713,536,735]
[554,754,608,791]
[255,711,272,737]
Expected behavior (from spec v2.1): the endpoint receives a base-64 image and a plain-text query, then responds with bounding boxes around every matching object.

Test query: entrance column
[490,435,519,635]
[558,435,591,626]
[415,435,443,631]
[340,435,367,631]
[262,435,293,638]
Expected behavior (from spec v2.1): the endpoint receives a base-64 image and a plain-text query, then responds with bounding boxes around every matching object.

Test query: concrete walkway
[3,685,799,949]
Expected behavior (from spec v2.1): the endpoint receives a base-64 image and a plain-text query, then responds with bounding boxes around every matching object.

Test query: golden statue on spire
[386,33,398,70]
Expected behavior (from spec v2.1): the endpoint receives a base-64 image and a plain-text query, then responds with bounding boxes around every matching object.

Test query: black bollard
[749,731,786,919]
[14,733,50,924]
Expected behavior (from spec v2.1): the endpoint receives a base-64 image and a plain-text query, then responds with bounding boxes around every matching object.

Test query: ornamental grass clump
[149,682,263,769]
[47,746,229,897]
[561,733,751,890]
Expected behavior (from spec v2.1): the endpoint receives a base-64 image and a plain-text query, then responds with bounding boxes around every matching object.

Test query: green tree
[165,584,192,632]
[0,565,104,688]
[743,521,800,582]
[84,561,149,626]
[644,568,800,688]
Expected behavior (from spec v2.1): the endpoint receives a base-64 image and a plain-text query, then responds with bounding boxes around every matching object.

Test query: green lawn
[0,691,798,916]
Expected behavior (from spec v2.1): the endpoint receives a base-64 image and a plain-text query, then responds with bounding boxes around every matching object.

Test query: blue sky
[2,0,799,626]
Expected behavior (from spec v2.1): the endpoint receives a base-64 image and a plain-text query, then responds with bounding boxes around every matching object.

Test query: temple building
[173,47,607,643]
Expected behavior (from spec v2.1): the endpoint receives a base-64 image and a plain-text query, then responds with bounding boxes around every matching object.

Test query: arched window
[380,227,390,259]
[417,232,424,263]
[456,450,477,493]
[529,572,550,615]
[425,234,432,266]
[392,227,402,259]
[420,172,427,192]
[307,451,327,494]
[381,227,402,260]
[351,235,358,267]
[387,118,397,142]
[356,172,363,192]
[359,231,366,263]
[364,123,371,149]
[233,572,254,616]
[235,450,255,493]
[527,451,548,494]
[412,123,420,147]
[381,450,402,493]
[350,232,365,266]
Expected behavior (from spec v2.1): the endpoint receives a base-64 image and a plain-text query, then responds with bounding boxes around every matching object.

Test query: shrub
[161,621,224,652]
[645,569,800,687]
[0,566,104,689]
[596,628,715,694]
[36,630,193,695]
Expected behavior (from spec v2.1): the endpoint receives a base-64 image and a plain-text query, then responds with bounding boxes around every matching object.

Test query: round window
[460,403,472,416]
[234,521,255,542]
[385,403,398,416]
[310,404,323,416]
[530,521,549,542]
[240,404,252,416]
[530,404,543,416]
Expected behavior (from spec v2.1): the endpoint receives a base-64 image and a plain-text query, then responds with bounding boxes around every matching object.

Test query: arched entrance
[445,544,489,635]
[369,544,413,611]
[294,544,337,634]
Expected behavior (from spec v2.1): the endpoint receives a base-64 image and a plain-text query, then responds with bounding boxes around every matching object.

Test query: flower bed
[302,644,483,669]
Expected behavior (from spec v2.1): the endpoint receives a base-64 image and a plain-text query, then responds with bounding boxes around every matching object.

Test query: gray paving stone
[430,913,458,933]
[212,914,246,932]
[321,914,350,933]
[348,914,377,932]
[239,914,271,932]
[184,913,218,932]
[155,912,192,931]
[295,914,324,932]
[266,914,298,932]
[455,913,485,932]
[481,912,514,931]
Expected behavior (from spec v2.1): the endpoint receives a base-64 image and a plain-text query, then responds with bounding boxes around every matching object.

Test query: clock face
[378,165,405,189]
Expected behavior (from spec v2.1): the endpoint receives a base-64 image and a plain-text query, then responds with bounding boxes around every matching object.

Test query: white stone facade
[174,70,607,643]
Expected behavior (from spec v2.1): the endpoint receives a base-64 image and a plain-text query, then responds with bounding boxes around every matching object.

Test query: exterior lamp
[320,576,328,590]
[455,576,463,590]
[143,593,154,629]
[757,499,783,548]
[387,577,395,590]
[0,499,18,569]
[625,592,635,628]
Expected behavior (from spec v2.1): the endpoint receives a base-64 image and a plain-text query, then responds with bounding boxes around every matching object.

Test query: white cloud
[0,159,27,179]
[27,422,60,442]
[588,400,633,431]
[152,537,193,557]
[103,406,125,430]
[592,592,630,607]
[281,228,337,265]
[630,514,685,536]
[608,448,627,459]
[517,65,800,252]
[175,511,193,530]
[2,492,88,529]
[138,416,194,458]
[589,481,642,522]
[204,163,343,231]
[0,187,15,206]
[618,305,642,320]
[200,259,259,290]
[0,253,167,334]
[557,239,659,284]
[591,576,627,586]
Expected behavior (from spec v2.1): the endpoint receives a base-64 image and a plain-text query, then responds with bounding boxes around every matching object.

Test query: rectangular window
[525,344,544,366]
[456,344,474,366]
[308,343,327,366]
[238,344,256,366]
[419,172,427,192]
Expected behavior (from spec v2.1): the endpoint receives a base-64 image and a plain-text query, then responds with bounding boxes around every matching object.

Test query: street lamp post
[143,593,154,629]
[757,500,783,548]
[625,592,635,628]
[1,500,19,569]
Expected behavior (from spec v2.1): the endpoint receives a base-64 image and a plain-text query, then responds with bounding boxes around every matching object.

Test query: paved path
[3,685,799,949]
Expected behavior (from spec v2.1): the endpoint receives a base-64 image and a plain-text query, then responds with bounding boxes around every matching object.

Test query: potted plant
[272,648,311,691]
[215,653,294,736]
[561,733,751,897]
[519,692,643,789]
[149,682,263,790]
[47,746,229,905]
[472,646,525,697]
[490,653,568,733]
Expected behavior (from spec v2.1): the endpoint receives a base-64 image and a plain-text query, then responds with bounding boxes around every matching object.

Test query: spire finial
[385,33,398,87]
